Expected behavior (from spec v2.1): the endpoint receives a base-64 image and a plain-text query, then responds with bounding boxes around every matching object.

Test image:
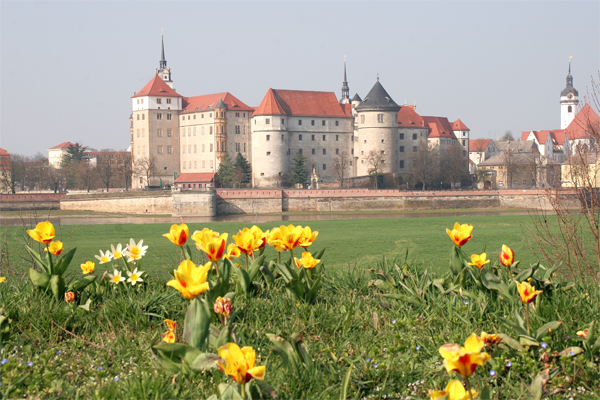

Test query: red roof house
[132,74,182,98]
[175,172,216,189]
[253,89,352,117]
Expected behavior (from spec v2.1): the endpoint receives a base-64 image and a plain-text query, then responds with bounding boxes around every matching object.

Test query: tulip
[480,332,501,347]
[517,279,543,304]
[298,226,319,249]
[163,330,176,343]
[108,269,125,284]
[166,260,211,300]
[214,296,232,317]
[198,233,228,262]
[191,228,219,250]
[250,226,269,251]
[217,343,265,387]
[429,380,478,400]
[64,292,75,303]
[294,251,321,270]
[80,261,95,275]
[27,221,55,244]
[446,223,473,247]
[233,228,262,257]
[45,241,63,256]
[95,249,112,264]
[110,243,124,259]
[163,223,189,246]
[577,329,588,338]
[467,253,489,269]
[0,277,5,283]
[439,333,490,378]
[224,243,241,260]
[280,224,303,251]
[499,244,514,267]
[267,228,287,253]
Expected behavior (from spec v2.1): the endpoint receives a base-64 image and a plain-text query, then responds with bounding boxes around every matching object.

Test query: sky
[1,1,599,157]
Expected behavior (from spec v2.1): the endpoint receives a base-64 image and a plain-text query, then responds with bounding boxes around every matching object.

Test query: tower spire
[159,33,167,71]
[340,56,350,104]
[156,31,173,88]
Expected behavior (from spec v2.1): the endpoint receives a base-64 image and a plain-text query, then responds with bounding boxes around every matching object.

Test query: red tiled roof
[253,89,351,117]
[252,89,286,116]
[423,116,457,139]
[0,147,9,170]
[552,130,567,145]
[132,74,182,98]
[469,139,492,152]
[49,141,75,150]
[522,130,567,146]
[451,119,469,131]
[175,172,216,183]
[0,147,8,156]
[182,92,254,113]
[398,106,425,127]
[566,103,600,140]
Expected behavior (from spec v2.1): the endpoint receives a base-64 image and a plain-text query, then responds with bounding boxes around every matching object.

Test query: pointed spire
[340,57,350,104]
[159,34,167,71]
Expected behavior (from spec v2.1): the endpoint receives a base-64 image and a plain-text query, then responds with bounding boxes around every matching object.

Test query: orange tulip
[163,223,189,246]
[446,223,473,247]
[499,245,514,267]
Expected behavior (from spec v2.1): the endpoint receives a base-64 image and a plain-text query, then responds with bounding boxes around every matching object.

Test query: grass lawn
[2,214,542,278]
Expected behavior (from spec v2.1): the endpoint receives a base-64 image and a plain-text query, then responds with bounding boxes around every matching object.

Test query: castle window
[210,127,213,135]
[462,140,466,146]
[322,135,326,141]
[188,116,190,120]
[381,150,385,155]
[266,118,271,125]
[287,148,291,155]
[323,149,326,155]
[167,113,172,120]
[157,129,162,137]
[183,163,186,169]
[568,106,572,112]
[142,129,145,137]
[377,114,384,123]
[351,149,354,155]
[182,116,185,121]
[267,152,271,156]
[202,161,206,168]
[141,99,144,104]
[335,120,339,126]
[399,133,404,140]
[216,142,219,152]
[210,161,213,168]
[244,126,246,134]
[202,114,204,119]
[235,143,240,152]
[261,173,264,176]
[167,98,171,104]
[194,145,197,153]
[156,98,162,104]
[193,127,196,136]
[413,134,417,140]
[299,134,302,141]
[210,144,213,152]
[202,144,205,152]
[266,135,271,141]
[167,146,172,154]
[312,135,315,141]
[336,148,339,155]
[400,146,405,152]
[221,112,224,118]
[157,113,162,120]
[167,129,172,137]
[137,129,140,138]
[236,113,240,117]
[157,145,163,154]
[194,161,197,168]
[244,143,246,152]
[322,164,326,170]
[137,114,140,120]
[322,120,325,126]
[299,149,303,155]
[311,120,315,126]
[137,99,140,104]
[400,160,404,168]
[235,126,240,134]
[312,149,315,155]
[381,139,385,143]
[281,135,284,141]
[361,115,365,124]
[243,113,246,117]
[202,127,205,135]
[142,114,145,120]
[336,135,339,141]
[183,146,186,154]
[282,118,285,124]
[210,113,212,118]
[298,120,302,125]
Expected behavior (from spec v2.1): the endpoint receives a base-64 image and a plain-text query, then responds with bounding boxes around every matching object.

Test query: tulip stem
[180,246,185,260]
[244,254,249,272]
[214,261,220,277]
[464,377,474,400]
[525,303,531,335]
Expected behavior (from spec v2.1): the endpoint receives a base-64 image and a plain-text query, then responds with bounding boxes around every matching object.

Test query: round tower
[560,60,579,129]
[215,98,228,165]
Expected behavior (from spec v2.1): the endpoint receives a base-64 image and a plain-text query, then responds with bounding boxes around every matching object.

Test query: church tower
[560,60,579,129]
[339,60,350,104]
[157,34,174,88]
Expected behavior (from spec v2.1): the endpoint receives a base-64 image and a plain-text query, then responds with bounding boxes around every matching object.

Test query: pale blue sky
[1,1,598,156]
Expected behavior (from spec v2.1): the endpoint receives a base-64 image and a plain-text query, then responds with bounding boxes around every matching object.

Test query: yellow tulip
[446,223,473,247]
[250,225,269,251]
[517,279,543,304]
[480,332,502,347]
[577,329,588,338]
[197,233,228,262]
[166,260,211,300]
[217,343,265,385]
[27,221,55,244]
[224,243,241,260]
[64,292,75,303]
[279,224,303,251]
[45,241,63,256]
[0,277,6,283]
[267,228,287,252]
[499,244,515,267]
[439,333,491,378]
[298,226,319,248]
[163,330,176,343]
[294,251,321,270]
[165,319,176,332]
[163,223,189,246]
[80,261,95,275]
[467,253,490,269]
[191,228,218,249]
[429,380,478,400]
[233,228,263,256]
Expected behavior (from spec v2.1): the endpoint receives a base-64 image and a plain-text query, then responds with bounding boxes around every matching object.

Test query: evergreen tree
[234,153,252,186]
[61,142,87,167]
[289,150,309,187]
[216,153,235,187]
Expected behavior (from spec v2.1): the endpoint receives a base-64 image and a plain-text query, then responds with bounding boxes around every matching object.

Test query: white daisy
[108,269,125,284]
[111,243,124,260]
[125,239,148,263]
[95,249,113,264]
[126,268,144,286]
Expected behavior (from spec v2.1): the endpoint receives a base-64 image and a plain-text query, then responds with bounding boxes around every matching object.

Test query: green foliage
[215,153,235,188]
[233,153,252,185]
[289,150,309,186]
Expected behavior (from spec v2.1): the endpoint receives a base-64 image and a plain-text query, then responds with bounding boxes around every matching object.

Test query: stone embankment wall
[61,194,173,215]
[0,194,65,211]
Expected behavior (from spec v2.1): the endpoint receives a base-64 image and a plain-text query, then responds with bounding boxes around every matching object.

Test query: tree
[96,161,115,192]
[0,154,25,193]
[289,150,309,187]
[364,150,385,189]
[134,156,157,188]
[234,153,252,186]
[332,151,351,189]
[410,142,438,190]
[47,167,65,193]
[440,143,470,188]
[216,153,236,188]
[117,158,133,190]
[61,142,88,167]
[501,131,515,141]
[502,151,519,189]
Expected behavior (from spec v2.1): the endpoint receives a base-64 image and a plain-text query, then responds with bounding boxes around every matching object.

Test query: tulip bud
[64,292,75,303]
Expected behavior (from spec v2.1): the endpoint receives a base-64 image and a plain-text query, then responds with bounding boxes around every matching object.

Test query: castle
[130,37,470,189]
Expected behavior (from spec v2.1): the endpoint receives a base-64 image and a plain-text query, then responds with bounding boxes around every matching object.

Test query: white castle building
[130,38,470,189]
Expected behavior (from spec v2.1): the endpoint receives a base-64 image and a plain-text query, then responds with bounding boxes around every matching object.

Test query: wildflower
[298,226,319,248]
[217,343,265,385]
[163,223,189,246]
[366,358,371,362]
[166,260,210,300]
[80,261,95,275]
[97,366,104,370]
[0,277,5,283]
[517,279,543,304]
[126,268,144,286]
[577,329,588,338]
[224,243,241,260]
[467,253,490,269]
[197,232,229,262]
[114,377,120,382]
[392,320,397,324]
[45,241,63,256]
[95,250,113,264]
[27,362,33,367]
[499,245,515,267]
[26,221,55,244]
[540,342,548,349]
[506,361,512,367]
[293,251,321,269]
[480,332,502,347]
[110,243,124,259]
[446,223,473,247]
[214,296,232,317]
[416,346,421,350]
[64,292,75,303]
[439,333,491,378]
[125,239,148,263]
[108,270,125,284]
[0,359,7,364]
[232,228,262,256]
[429,379,478,400]
[55,351,60,355]
[490,370,496,377]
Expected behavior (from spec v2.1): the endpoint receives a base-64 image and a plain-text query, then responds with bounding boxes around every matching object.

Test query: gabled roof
[132,74,182,98]
[566,103,600,140]
[182,92,254,113]
[494,140,538,153]
[253,89,351,117]
[479,152,553,166]
[49,141,75,150]
[175,172,216,183]
[469,139,493,152]
[352,93,362,102]
[0,147,8,156]
[355,81,400,111]
[451,119,469,131]
[521,130,567,146]
[397,106,425,127]
[423,116,457,139]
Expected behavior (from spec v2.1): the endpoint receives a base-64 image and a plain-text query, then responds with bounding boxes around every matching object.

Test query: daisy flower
[125,239,148,263]
[108,270,125,284]
[126,268,144,286]
[95,250,113,264]
[111,243,124,260]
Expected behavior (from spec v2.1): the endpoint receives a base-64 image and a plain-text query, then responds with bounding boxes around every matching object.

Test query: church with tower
[130,37,473,189]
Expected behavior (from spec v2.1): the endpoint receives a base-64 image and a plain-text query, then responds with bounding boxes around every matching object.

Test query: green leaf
[78,299,92,311]
[248,254,266,281]
[497,333,525,352]
[305,276,321,304]
[559,346,584,356]
[381,293,422,307]
[218,383,244,400]
[250,380,278,400]
[515,267,533,282]
[535,321,562,341]
[183,244,193,260]
[67,275,97,291]
[183,298,211,351]
[530,368,550,400]
[25,245,51,274]
[479,386,492,400]
[235,266,252,294]
[449,246,463,276]
[541,264,560,281]
[260,264,276,284]
[190,352,221,371]
[340,364,353,400]
[54,248,77,276]
[49,275,65,302]
[28,268,51,289]
[153,342,203,374]
[480,269,513,300]
[519,336,539,347]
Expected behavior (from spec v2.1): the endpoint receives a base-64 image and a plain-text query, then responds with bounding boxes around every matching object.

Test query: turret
[560,60,579,129]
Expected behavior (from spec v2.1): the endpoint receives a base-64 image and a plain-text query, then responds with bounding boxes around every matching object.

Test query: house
[469,139,498,166]
[174,172,216,190]
[48,142,75,168]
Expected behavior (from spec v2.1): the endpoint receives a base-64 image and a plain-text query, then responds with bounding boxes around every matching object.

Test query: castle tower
[157,34,174,88]
[339,60,350,104]
[452,119,470,155]
[355,79,400,176]
[215,98,228,164]
[560,60,579,129]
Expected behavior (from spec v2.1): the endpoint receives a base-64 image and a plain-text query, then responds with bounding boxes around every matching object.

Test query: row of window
[156,113,173,120]
[359,114,398,124]
[264,134,340,142]
[155,98,172,104]
[182,111,241,121]
[157,129,173,137]
[183,160,214,170]
[156,145,174,154]
[260,118,341,127]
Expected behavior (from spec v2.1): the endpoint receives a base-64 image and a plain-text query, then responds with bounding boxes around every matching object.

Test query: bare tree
[364,150,385,189]
[134,156,157,189]
[96,161,115,192]
[332,151,351,189]
[501,130,515,141]
[503,151,519,189]
[118,158,133,190]
[47,167,65,193]
[0,154,26,193]
[440,143,470,189]
[410,142,438,190]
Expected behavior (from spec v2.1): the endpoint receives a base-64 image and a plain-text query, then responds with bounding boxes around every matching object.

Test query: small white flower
[125,239,148,263]
[111,243,124,260]
[108,270,125,284]
[126,268,144,286]
[95,249,113,264]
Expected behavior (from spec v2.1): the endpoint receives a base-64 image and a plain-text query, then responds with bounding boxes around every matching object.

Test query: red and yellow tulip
[298,226,319,249]
[280,224,303,251]
[224,243,241,260]
[294,251,321,269]
[267,228,287,252]
[45,241,63,256]
[577,329,588,338]
[163,223,189,246]
[166,260,211,300]
[439,333,491,378]
[499,244,514,267]
[429,380,478,400]
[217,343,265,385]
[480,332,502,347]
[446,223,473,247]
[64,292,75,303]
[27,221,55,244]
[214,296,232,317]
[467,253,489,269]
[163,319,176,343]
[232,228,263,256]
[80,261,95,275]
[196,233,228,262]
[517,279,543,304]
